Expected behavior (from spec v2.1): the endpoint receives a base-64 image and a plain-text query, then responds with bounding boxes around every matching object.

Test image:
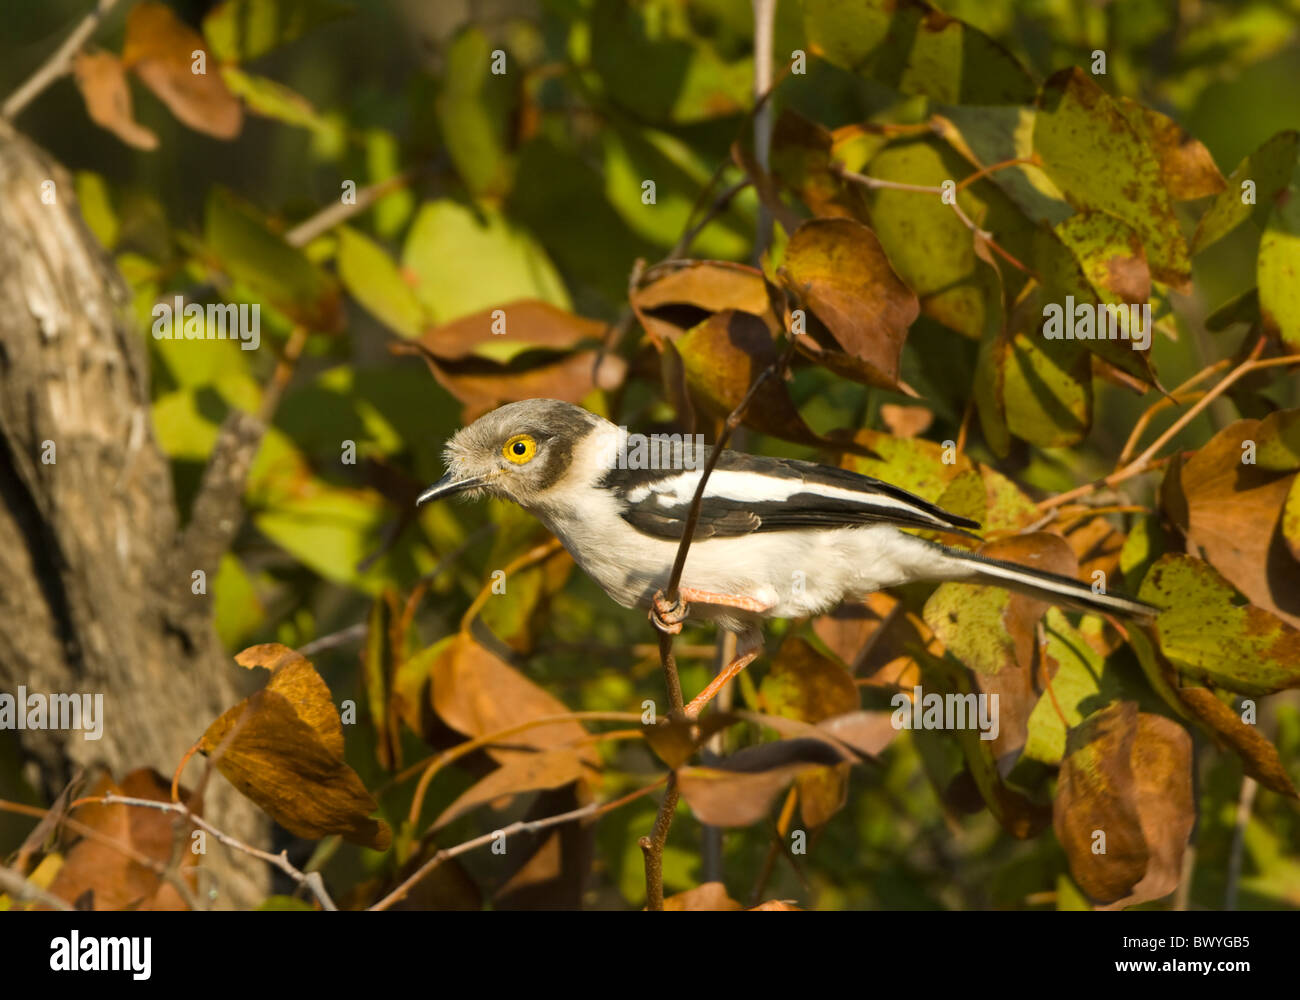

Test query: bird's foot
[650,590,688,634]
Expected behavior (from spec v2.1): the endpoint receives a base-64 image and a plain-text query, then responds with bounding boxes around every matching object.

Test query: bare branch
[2,0,122,121]
[371,777,665,911]
[78,794,338,911]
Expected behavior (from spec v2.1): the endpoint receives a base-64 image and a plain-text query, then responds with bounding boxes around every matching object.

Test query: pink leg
[678,586,773,614]
[685,649,759,719]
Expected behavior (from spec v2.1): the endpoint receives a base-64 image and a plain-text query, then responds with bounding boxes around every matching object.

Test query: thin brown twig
[1039,346,1299,510]
[0,866,75,911]
[953,156,1041,192]
[70,794,338,911]
[284,168,417,247]
[458,537,564,632]
[2,0,122,121]
[1116,359,1231,465]
[836,165,1031,274]
[405,710,639,828]
[639,773,681,911]
[371,775,667,910]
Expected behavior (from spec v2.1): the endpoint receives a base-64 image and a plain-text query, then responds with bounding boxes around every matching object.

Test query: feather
[599,449,980,540]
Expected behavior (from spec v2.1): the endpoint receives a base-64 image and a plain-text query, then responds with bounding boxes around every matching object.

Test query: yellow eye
[502,433,537,465]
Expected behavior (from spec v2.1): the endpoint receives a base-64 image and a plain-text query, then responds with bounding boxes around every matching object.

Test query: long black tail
[933,543,1158,620]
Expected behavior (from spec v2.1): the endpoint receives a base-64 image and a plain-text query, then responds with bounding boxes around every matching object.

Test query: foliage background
[1,0,1299,910]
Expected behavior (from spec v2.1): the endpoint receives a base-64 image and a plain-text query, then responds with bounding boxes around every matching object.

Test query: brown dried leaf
[48,769,196,911]
[1163,418,1300,627]
[1053,701,1148,904]
[73,51,158,151]
[405,347,626,422]
[432,748,592,831]
[642,713,739,770]
[677,739,844,827]
[417,300,606,360]
[880,403,934,438]
[122,2,242,140]
[1176,687,1298,798]
[674,310,815,442]
[759,636,859,723]
[769,109,870,220]
[630,260,773,347]
[1118,99,1226,201]
[235,643,343,758]
[797,762,851,828]
[779,218,920,388]
[663,881,745,911]
[817,710,900,757]
[1096,714,1195,909]
[429,633,598,781]
[202,647,389,849]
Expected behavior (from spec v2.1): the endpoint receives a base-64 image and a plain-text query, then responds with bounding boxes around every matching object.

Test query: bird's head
[417,398,607,510]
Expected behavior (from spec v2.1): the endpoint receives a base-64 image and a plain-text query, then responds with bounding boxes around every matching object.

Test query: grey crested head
[417,398,608,510]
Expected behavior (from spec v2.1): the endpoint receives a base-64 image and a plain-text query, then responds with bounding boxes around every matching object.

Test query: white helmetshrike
[418,398,1155,717]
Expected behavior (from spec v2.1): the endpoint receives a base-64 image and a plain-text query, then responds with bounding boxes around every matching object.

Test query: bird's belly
[544,513,918,623]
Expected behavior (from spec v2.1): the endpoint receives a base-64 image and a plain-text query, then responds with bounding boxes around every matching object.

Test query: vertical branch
[1225,775,1257,910]
[642,327,799,908]
[639,775,681,911]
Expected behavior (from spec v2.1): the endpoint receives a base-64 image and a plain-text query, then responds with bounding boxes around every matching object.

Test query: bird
[417,398,1156,717]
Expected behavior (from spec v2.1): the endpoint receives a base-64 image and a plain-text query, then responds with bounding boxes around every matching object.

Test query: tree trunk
[0,126,268,907]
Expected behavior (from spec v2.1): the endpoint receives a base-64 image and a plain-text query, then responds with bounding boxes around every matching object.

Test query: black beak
[416,473,486,506]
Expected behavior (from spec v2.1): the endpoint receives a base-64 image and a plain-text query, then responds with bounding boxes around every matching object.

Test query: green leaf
[399,200,570,323]
[337,226,425,338]
[256,895,316,911]
[1257,157,1300,350]
[75,171,119,250]
[214,553,264,650]
[1051,210,1154,382]
[1192,130,1298,255]
[1255,409,1300,472]
[204,187,343,331]
[840,429,971,503]
[203,0,353,63]
[365,129,414,238]
[436,27,515,198]
[1034,69,1190,289]
[602,126,750,258]
[1020,610,1130,766]
[758,637,858,724]
[1001,332,1091,448]
[246,429,412,593]
[801,0,1036,105]
[589,0,752,124]
[1139,554,1300,696]
[220,67,340,139]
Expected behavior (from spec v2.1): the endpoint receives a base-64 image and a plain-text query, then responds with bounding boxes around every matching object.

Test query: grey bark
[0,126,268,907]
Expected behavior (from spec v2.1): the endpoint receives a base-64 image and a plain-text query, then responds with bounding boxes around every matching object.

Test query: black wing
[598,449,981,541]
